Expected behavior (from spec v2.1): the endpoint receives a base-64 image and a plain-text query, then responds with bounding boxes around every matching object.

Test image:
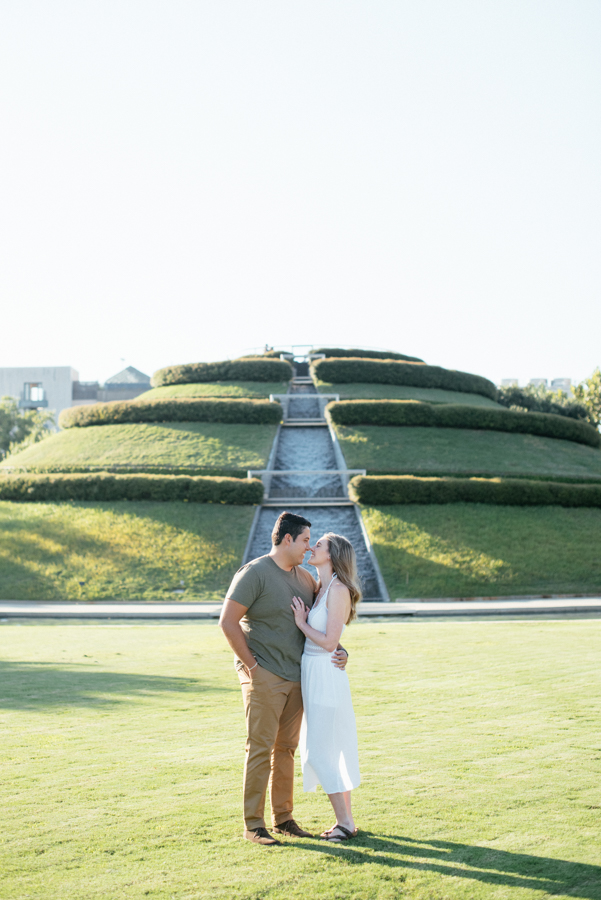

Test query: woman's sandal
[323,825,358,842]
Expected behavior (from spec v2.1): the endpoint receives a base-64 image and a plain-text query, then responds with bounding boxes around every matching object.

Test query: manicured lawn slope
[317,380,501,406]
[1,422,277,476]
[2,621,600,900]
[362,504,601,597]
[138,381,290,400]
[0,502,254,600]
[335,424,601,480]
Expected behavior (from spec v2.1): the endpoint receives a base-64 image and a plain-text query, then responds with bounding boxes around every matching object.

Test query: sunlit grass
[1,621,600,900]
[362,504,601,597]
[0,502,254,600]
[316,381,501,406]
[1,422,278,476]
[138,381,290,401]
[335,424,601,481]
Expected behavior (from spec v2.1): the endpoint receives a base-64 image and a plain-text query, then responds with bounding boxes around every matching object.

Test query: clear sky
[1,1,599,387]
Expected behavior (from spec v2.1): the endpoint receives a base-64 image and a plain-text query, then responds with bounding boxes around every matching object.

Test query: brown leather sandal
[322,825,358,842]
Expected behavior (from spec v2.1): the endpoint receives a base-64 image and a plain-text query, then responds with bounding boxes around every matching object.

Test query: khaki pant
[238,663,303,830]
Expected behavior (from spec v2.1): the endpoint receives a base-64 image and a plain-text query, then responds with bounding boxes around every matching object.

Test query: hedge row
[312,358,498,399]
[327,400,601,448]
[59,398,282,429]
[312,347,424,363]
[152,358,293,387]
[0,473,264,504]
[348,475,601,508]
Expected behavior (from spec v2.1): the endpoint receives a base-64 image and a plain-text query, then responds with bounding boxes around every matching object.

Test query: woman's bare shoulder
[330,579,351,599]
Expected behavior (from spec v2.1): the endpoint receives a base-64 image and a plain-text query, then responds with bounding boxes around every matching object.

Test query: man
[219,511,348,846]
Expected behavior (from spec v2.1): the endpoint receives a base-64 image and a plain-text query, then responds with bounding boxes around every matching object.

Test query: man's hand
[331,648,348,670]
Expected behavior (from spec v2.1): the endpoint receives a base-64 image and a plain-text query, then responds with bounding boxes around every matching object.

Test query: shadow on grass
[298,833,601,898]
[0,660,235,709]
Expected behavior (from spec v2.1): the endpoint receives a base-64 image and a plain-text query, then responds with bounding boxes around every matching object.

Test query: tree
[573,369,601,429]
[496,383,593,424]
[0,396,55,459]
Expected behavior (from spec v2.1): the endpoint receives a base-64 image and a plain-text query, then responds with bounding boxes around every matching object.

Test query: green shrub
[327,400,601,448]
[312,347,424,363]
[349,475,601,508]
[152,358,293,387]
[59,398,282,429]
[0,473,263,504]
[313,358,497,400]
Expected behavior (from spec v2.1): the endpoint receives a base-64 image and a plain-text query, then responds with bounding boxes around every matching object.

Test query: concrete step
[262,499,355,506]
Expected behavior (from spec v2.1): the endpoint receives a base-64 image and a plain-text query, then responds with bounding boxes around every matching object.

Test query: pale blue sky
[1,1,599,386]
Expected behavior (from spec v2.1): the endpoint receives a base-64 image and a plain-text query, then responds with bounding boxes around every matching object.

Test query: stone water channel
[244,366,387,600]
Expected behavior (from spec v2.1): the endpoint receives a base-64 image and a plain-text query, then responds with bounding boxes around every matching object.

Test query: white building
[0,365,151,426]
[0,367,78,425]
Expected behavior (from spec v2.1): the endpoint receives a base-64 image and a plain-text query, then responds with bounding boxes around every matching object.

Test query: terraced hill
[2,346,601,600]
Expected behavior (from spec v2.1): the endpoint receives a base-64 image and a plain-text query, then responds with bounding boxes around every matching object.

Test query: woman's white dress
[300,576,361,793]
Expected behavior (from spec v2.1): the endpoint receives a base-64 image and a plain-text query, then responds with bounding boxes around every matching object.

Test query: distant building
[550,377,572,395]
[0,365,151,426]
[0,367,78,425]
[500,379,518,387]
[72,366,151,405]
[528,378,548,389]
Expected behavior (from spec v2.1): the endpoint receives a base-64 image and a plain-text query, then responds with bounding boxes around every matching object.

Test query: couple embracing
[219,511,361,846]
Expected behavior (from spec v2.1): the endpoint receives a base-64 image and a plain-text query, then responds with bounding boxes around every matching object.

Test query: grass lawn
[1,620,600,900]
[0,502,254,601]
[1,422,278,476]
[362,504,601,598]
[334,424,601,481]
[138,382,291,401]
[316,381,501,407]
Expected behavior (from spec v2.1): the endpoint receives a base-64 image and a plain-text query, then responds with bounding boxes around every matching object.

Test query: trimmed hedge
[312,347,424,363]
[349,475,601,508]
[0,473,264,504]
[313,358,497,400]
[59,398,282,429]
[327,400,601,449]
[152,358,293,387]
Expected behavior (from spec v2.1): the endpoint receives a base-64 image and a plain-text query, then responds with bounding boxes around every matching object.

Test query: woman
[291,532,362,842]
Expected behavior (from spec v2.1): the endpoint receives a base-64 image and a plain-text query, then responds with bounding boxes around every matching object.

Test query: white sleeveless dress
[299,576,361,794]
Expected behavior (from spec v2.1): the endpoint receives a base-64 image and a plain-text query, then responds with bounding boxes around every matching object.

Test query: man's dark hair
[271,511,311,546]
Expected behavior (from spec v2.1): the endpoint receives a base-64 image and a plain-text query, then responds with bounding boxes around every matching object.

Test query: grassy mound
[361,503,601,598]
[315,380,501,406]
[334,424,601,481]
[0,501,254,600]
[2,621,600,899]
[137,381,290,401]
[1,422,277,477]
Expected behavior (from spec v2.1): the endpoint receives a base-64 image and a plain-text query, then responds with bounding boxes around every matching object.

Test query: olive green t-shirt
[227,555,316,682]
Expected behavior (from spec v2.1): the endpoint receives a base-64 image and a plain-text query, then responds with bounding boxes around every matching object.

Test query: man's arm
[219,598,258,677]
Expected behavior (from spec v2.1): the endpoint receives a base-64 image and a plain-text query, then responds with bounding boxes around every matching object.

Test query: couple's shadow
[295,832,601,898]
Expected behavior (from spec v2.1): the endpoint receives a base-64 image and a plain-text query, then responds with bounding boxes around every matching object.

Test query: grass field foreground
[0,502,254,600]
[1,422,278,476]
[1,621,600,900]
[138,381,290,401]
[316,381,501,406]
[335,424,601,481]
[362,503,601,597]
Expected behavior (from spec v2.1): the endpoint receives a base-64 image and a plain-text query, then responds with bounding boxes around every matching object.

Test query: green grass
[316,381,501,407]
[0,502,254,600]
[334,424,601,481]
[1,620,600,900]
[138,381,290,401]
[362,503,601,597]
[1,422,278,476]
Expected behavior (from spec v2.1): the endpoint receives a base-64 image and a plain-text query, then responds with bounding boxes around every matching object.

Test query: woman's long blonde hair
[318,532,362,623]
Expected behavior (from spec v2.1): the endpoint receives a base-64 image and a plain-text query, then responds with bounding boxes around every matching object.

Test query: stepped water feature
[244,360,388,600]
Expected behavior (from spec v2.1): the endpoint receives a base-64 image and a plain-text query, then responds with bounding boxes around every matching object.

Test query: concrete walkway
[1,597,601,619]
